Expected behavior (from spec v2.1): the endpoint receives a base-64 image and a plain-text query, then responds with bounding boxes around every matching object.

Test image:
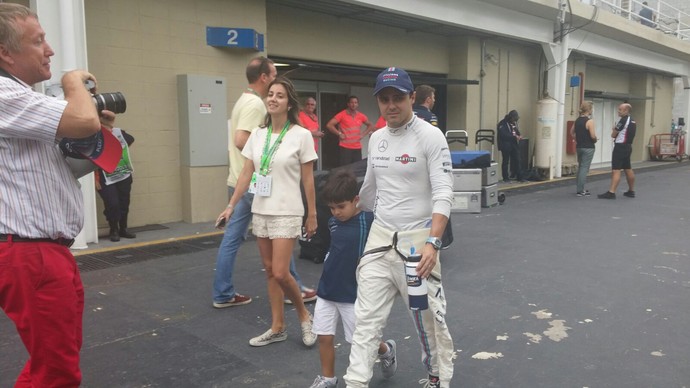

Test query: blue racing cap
[373,67,414,95]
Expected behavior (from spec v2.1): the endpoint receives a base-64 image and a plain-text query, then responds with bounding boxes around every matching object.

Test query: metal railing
[584,0,690,39]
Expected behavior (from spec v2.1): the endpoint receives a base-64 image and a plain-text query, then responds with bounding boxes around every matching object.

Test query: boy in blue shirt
[309,170,396,388]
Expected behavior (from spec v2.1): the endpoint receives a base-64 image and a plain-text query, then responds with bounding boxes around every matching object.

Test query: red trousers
[0,240,84,387]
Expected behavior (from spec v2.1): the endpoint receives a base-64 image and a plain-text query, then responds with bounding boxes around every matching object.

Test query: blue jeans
[212,186,305,303]
[576,147,595,193]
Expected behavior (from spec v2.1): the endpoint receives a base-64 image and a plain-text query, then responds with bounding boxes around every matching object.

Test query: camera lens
[92,92,126,114]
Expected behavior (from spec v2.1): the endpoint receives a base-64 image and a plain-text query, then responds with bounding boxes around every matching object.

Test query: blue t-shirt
[316,211,374,303]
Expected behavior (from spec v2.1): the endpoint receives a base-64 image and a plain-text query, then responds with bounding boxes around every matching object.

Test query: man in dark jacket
[497,110,525,182]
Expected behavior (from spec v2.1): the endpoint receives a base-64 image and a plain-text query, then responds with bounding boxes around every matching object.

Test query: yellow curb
[72,230,224,257]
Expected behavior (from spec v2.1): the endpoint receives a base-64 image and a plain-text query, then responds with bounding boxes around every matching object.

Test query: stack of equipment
[449,150,490,214]
[481,161,499,207]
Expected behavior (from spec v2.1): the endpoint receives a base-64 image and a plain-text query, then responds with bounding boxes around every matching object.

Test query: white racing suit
[344,224,454,388]
[344,115,455,388]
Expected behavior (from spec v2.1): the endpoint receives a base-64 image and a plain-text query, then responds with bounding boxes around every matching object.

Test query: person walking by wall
[299,96,324,151]
[497,110,526,182]
[326,96,374,166]
[570,101,598,197]
[308,170,395,388]
[344,67,455,388]
[217,77,318,347]
[213,57,315,310]
[0,4,104,385]
[598,103,637,199]
[95,115,136,241]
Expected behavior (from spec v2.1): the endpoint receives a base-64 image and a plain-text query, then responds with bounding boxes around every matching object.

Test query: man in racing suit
[344,67,454,388]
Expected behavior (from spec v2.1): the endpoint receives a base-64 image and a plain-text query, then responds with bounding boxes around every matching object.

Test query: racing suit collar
[388,115,416,135]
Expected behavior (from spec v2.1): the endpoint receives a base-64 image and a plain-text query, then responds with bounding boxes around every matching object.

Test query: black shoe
[502,179,511,183]
[623,190,635,198]
[119,229,136,239]
[576,190,591,197]
[597,191,616,199]
[109,228,120,242]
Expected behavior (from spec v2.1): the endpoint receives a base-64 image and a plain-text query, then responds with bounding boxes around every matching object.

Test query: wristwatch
[425,237,442,250]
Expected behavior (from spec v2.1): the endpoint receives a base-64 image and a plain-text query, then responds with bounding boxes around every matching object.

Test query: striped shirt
[0,77,83,239]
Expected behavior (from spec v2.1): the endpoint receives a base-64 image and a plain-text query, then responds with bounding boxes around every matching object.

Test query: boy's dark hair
[321,169,358,204]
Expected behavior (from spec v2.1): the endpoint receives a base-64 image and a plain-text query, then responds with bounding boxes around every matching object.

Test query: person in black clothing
[598,103,637,199]
[95,116,136,242]
[497,110,525,182]
[570,101,598,196]
[413,85,439,127]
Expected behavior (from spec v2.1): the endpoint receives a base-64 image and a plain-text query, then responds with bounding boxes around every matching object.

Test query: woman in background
[299,96,324,151]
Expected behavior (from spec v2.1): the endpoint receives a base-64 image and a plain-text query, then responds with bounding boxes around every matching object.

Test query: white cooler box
[482,162,499,186]
[451,191,481,214]
[481,184,498,208]
[452,168,482,191]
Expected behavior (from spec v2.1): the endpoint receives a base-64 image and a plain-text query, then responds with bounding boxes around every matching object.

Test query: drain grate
[75,255,114,272]
[75,235,223,273]
[137,242,204,257]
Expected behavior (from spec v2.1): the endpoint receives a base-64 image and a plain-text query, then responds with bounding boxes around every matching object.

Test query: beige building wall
[561,59,587,166]
[266,4,449,74]
[630,73,675,160]
[469,39,540,163]
[587,65,631,94]
[85,0,269,227]
[76,0,678,228]
[447,37,474,134]
[560,62,675,165]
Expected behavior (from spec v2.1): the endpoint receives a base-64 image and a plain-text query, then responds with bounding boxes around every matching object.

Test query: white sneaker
[301,314,317,347]
[419,374,441,388]
[379,339,397,378]
[249,328,287,347]
[308,375,337,388]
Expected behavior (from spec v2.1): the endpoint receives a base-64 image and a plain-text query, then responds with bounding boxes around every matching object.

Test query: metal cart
[648,131,688,161]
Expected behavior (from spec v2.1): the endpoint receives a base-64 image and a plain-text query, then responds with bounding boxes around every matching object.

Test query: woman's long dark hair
[263,77,301,128]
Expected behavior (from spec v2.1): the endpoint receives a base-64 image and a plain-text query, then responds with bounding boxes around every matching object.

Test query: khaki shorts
[252,214,302,239]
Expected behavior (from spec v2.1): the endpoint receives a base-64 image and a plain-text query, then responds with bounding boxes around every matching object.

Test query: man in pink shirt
[326,96,374,166]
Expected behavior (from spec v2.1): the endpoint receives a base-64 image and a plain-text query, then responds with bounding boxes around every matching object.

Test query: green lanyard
[259,121,290,176]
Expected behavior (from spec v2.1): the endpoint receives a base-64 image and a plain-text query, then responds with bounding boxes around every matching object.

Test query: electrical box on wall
[177,74,228,167]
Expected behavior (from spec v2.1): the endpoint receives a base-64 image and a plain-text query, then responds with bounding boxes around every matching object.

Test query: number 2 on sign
[226,29,238,45]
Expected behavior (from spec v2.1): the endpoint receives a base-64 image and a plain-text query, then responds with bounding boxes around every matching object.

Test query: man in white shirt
[344,67,455,388]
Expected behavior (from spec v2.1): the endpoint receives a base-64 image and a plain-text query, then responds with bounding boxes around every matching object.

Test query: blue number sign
[206,27,264,51]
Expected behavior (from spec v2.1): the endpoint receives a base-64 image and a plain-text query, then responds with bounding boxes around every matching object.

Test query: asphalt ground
[1,161,689,387]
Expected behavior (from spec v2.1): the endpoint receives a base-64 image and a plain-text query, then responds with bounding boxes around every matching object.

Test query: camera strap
[0,67,23,86]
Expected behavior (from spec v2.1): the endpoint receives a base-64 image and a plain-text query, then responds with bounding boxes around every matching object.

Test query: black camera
[85,80,126,114]
[92,92,126,114]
